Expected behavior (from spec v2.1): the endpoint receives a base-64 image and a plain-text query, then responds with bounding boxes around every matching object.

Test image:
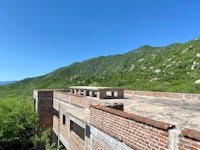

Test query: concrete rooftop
[104,95,200,131]
[66,93,200,131]
[70,86,123,90]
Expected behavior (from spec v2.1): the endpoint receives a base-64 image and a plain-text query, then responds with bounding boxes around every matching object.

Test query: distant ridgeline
[0,37,200,101]
[0,81,15,86]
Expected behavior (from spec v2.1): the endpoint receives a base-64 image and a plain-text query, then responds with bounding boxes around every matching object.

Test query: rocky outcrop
[194,79,200,84]
[155,69,161,73]
[191,61,199,70]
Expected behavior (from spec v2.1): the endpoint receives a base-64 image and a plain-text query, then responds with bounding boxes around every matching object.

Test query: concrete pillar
[168,129,181,150]
[84,90,89,96]
[97,91,100,99]
[117,90,124,98]
[78,89,81,95]
[89,91,94,97]
[71,89,74,94]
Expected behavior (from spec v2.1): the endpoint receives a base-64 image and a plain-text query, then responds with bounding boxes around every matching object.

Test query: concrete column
[97,91,100,99]
[71,89,74,94]
[83,90,87,96]
[89,91,94,97]
[168,129,181,150]
[78,89,81,95]
[117,90,124,98]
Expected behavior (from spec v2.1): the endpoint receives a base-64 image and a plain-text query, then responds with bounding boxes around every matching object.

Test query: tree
[0,99,38,149]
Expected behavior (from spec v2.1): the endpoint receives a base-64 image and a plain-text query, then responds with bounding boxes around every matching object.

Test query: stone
[195,37,200,40]
[182,48,188,54]
[138,58,144,62]
[129,64,135,71]
[166,64,172,68]
[191,61,198,70]
[195,79,200,84]
[155,69,161,73]
[196,53,200,58]
[149,78,158,82]
[149,66,154,69]
[189,45,194,50]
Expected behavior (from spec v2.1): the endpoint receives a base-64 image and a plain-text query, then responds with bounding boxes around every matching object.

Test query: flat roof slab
[124,95,200,131]
[94,95,200,130]
[70,86,123,91]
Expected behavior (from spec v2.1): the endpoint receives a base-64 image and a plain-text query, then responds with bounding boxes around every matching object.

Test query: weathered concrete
[90,126,133,150]
[168,129,181,150]
[124,95,200,131]
[69,115,86,129]
[70,86,124,99]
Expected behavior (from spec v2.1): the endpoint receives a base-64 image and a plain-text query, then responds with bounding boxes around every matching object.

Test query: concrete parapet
[70,86,124,99]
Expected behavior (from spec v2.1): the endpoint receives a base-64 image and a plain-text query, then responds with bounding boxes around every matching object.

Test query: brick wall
[90,105,173,150]
[36,90,53,128]
[53,91,103,108]
[90,105,200,150]
[179,137,200,150]
[179,129,200,150]
[124,90,200,101]
[92,138,111,150]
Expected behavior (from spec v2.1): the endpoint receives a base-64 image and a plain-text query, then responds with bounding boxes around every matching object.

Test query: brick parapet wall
[53,91,103,108]
[90,105,200,150]
[124,90,200,101]
[179,129,200,150]
[90,105,172,150]
[91,105,174,131]
[179,136,200,150]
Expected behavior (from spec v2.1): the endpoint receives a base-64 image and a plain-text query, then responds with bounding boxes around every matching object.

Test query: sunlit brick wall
[90,105,172,150]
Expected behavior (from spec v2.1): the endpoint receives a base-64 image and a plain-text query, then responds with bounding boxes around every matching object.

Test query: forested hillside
[0,37,200,102]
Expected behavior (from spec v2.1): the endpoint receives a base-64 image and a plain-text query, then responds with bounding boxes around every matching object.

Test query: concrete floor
[122,95,200,131]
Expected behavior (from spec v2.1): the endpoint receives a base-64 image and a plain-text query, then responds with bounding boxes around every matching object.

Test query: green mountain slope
[0,37,200,101]
[47,45,160,78]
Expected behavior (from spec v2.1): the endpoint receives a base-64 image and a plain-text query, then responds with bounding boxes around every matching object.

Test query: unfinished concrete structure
[33,86,200,150]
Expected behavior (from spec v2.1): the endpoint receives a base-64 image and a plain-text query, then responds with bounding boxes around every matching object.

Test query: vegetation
[0,99,37,149]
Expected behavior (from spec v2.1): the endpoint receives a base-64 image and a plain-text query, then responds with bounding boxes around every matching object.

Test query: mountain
[0,37,200,101]
[0,81,15,86]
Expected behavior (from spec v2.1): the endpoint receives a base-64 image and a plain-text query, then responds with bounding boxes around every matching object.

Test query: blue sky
[0,0,200,81]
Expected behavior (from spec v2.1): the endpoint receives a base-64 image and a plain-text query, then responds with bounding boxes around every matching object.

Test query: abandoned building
[33,86,200,150]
